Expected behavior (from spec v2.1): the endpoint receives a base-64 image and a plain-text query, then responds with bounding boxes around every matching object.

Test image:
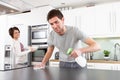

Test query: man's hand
[33,62,45,70]
[70,49,81,58]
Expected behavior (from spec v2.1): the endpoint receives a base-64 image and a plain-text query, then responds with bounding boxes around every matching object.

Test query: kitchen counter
[87,59,120,64]
[50,59,120,64]
[0,66,120,80]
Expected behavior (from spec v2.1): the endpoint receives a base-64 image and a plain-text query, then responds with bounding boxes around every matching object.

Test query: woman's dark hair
[47,9,63,21]
[9,27,20,38]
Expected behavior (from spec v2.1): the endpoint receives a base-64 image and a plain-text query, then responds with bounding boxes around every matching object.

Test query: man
[35,9,100,69]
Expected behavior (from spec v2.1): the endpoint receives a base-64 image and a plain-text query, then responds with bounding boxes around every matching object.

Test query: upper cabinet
[76,7,96,36]
[63,2,120,38]
[93,5,113,37]
[62,10,76,27]
[113,4,120,36]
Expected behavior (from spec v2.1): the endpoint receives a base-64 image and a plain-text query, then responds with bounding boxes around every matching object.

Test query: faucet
[114,43,120,61]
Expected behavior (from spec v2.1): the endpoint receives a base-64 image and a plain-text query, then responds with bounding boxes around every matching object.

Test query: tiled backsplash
[82,37,120,60]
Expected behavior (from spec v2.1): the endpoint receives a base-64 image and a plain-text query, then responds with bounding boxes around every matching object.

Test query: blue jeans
[59,61,86,69]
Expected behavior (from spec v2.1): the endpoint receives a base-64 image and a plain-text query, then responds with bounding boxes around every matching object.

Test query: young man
[35,9,100,69]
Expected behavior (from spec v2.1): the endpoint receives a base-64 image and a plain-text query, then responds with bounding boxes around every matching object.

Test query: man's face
[48,16,64,34]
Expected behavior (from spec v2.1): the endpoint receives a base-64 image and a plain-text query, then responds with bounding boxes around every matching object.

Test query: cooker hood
[0,0,33,15]
[0,3,19,15]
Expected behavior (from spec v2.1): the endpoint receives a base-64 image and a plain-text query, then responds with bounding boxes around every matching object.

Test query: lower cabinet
[49,60,120,70]
[87,63,95,69]
[87,63,120,70]
[94,63,113,70]
[49,60,59,67]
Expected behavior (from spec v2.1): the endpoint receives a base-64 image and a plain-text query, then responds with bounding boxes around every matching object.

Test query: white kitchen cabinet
[62,10,76,27]
[84,5,115,38]
[77,7,96,36]
[49,61,59,67]
[94,63,113,70]
[62,8,96,36]
[49,60,59,67]
[93,6,113,37]
[88,3,120,37]
[117,64,120,70]
[112,64,120,70]
[87,63,95,69]
[87,62,120,71]
[113,5,120,36]
[72,3,120,38]
[71,5,113,37]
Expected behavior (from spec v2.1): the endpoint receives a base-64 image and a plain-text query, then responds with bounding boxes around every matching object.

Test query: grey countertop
[0,66,120,80]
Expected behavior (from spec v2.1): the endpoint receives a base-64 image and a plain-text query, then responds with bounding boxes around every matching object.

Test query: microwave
[29,24,49,43]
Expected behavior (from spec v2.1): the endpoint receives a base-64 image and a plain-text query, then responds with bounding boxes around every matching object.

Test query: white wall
[0,15,8,70]
[7,13,30,47]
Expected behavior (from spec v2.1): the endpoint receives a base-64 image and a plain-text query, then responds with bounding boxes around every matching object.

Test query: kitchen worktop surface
[50,59,120,64]
[0,66,120,80]
[87,59,120,64]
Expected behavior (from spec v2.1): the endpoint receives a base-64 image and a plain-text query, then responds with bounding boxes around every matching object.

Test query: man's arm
[80,37,100,53]
[70,38,100,58]
[34,46,54,68]
[42,46,54,65]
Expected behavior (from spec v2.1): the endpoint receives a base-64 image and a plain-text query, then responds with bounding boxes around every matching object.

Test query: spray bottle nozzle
[67,48,73,55]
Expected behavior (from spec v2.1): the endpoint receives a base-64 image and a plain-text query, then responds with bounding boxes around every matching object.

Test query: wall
[0,15,8,70]
[81,38,120,60]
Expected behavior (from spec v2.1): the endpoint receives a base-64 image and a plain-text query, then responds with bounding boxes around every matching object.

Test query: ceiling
[0,0,120,15]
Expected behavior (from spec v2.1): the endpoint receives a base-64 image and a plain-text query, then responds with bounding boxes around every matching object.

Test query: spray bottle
[67,48,87,68]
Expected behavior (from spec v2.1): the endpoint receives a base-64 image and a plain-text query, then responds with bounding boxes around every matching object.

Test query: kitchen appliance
[4,45,12,70]
[31,44,47,62]
[28,24,49,65]
[29,24,49,44]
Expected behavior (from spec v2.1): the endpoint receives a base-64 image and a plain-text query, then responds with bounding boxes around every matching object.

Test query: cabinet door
[49,61,59,67]
[115,8,120,36]
[76,6,112,37]
[117,64,120,70]
[94,63,113,70]
[94,6,112,37]
[78,7,95,37]
[62,10,76,27]
[87,63,95,69]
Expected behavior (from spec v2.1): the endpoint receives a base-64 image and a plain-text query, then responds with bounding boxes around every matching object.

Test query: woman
[9,27,35,65]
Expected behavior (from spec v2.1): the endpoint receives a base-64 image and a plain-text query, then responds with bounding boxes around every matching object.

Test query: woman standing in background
[8,27,35,65]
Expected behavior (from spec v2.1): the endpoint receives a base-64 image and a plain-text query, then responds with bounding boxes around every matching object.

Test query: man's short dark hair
[47,9,63,21]
[9,27,20,38]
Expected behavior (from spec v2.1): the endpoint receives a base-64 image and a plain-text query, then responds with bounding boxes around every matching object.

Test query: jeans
[59,61,86,69]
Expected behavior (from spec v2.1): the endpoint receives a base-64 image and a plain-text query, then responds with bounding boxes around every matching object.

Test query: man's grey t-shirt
[47,26,89,62]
